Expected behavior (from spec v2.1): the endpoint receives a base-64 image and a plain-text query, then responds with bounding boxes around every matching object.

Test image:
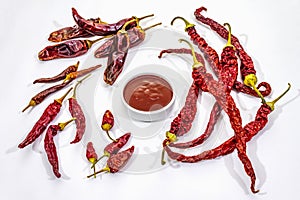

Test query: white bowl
[120,69,176,122]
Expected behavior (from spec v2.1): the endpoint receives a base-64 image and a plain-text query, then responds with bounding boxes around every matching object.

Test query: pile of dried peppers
[18,6,291,193]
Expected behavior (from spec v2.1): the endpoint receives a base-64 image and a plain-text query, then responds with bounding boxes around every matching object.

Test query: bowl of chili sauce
[121,72,175,122]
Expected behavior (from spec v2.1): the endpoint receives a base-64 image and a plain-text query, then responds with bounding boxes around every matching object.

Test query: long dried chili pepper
[48,17,103,42]
[44,118,75,178]
[86,141,98,178]
[194,7,272,101]
[91,132,131,168]
[87,146,135,178]
[103,19,136,85]
[68,74,91,144]
[101,110,116,141]
[38,35,110,61]
[33,61,79,84]
[72,7,154,36]
[94,22,162,58]
[63,64,102,83]
[22,81,72,112]
[18,87,73,148]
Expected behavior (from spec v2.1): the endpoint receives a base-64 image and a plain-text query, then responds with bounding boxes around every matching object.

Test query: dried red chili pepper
[86,141,98,178]
[194,7,272,101]
[22,81,72,112]
[94,22,162,58]
[33,61,79,84]
[91,132,131,169]
[101,110,116,141]
[87,146,135,178]
[38,36,110,61]
[68,75,91,144]
[44,118,75,178]
[18,87,73,148]
[63,64,102,83]
[48,17,104,42]
[103,19,136,85]
[72,7,153,36]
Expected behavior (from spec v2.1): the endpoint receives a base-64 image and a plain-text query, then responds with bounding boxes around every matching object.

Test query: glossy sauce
[123,75,173,112]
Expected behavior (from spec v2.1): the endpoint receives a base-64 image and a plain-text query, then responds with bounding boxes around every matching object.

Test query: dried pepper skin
[86,142,98,163]
[101,110,114,131]
[33,61,79,84]
[104,133,131,156]
[233,81,272,97]
[69,98,86,144]
[94,39,114,58]
[64,64,102,82]
[107,146,135,173]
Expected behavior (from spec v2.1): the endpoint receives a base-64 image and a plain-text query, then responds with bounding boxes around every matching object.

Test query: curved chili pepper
[18,88,73,148]
[72,7,154,36]
[68,75,91,144]
[87,146,135,178]
[94,22,162,58]
[194,7,272,101]
[101,110,115,141]
[44,118,75,178]
[38,36,110,61]
[48,17,103,42]
[86,141,98,178]
[63,64,102,83]
[33,61,79,84]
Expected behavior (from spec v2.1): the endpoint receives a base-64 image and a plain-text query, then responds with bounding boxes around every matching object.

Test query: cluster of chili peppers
[85,110,134,178]
[159,7,290,194]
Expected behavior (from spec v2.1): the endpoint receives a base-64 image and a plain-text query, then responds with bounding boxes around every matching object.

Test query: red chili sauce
[123,74,173,112]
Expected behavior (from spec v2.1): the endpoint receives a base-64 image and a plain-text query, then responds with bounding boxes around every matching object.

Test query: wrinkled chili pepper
[101,110,115,141]
[91,132,131,169]
[87,146,135,178]
[68,75,91,144]
[33,61,79,84]
[38,36,110,61]
[22,81,72,112]
[86,141,98,178]
[94,22,162,58]
[44,118,75,178]
[194,7,272,101]
[63,64,102,82]
[72,7,154,36]
[103,19,136,85]
[18,88,73,148]
[48,17,103,42]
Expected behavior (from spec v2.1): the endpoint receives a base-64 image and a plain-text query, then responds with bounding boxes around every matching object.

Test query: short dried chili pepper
[86,141,98,178]
[18,87,73,148]
[91,132,131,168]
[33,61,79,84]
[38,36,110,61]
[22,81,72,112]
[63,64,102,83]
[68,74,91,144]
[87,146,135,178]
[72,7,153,36]
[44,118,75,178]
[101,110,116,141]
[48,17,103,42]
[194,7,271,101]
[94,22,162,58]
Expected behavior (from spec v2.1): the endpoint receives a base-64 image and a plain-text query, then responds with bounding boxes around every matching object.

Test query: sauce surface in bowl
[123,74,173,112]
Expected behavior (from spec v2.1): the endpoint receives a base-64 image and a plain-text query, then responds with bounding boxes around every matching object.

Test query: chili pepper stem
[171,16,195,31]
[244,74,266,103]
[55,87,73,104]
[106,130,117,142]
[178,39,203,68]
[223,23,235,49]
[143,22,162,31]
[71,74,91,99]
[119,19,138,33]
[58,118,76,130]
[86,35,113,49]
[87,166,110,178]
[90,153,109,169]
[22,100,36,112]
[138,14,155,21]
[266,83,291,111]
[161,149,166,165]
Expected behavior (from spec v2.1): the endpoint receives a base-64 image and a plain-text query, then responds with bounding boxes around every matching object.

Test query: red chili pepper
[44,119,75,178]
[63,64,102,83]
[101,110,116,141]
[86,141,98,178]
[72,7,153,36]
[87,146,135,178]
[38,36,110,61]
[48,17,104,42]
[68,75,91,144]
[18,87,73,148]
[33,61,79,84]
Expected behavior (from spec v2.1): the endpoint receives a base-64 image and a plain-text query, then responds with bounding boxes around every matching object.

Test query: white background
[1,0,300,199]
